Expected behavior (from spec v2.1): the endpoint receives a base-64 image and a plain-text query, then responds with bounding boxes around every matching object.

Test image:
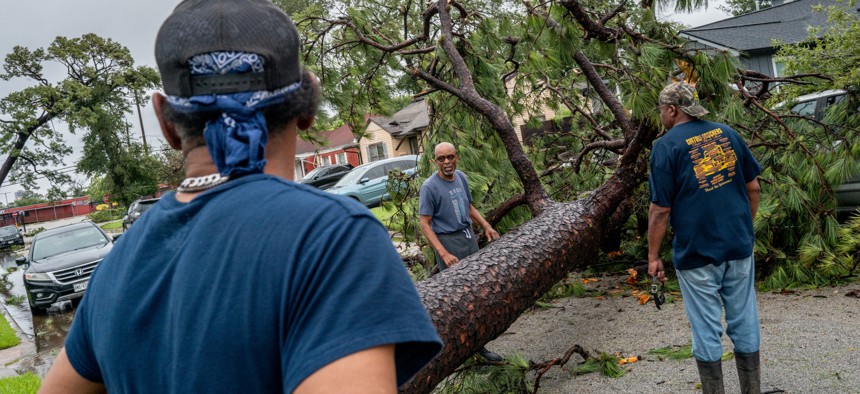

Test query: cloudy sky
[0,0,731,198]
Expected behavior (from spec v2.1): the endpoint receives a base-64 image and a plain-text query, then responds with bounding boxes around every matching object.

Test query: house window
[336,152,347,164]
[325,156,333,166]
[367,142,388,162]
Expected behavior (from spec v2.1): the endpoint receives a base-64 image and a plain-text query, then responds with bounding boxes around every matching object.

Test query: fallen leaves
[580,277,599,284]
[846,289,860,298]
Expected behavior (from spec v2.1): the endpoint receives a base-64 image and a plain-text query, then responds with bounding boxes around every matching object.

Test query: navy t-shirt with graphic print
[649,119,762,270]
[64,174,442,393]
[419,170,473,234]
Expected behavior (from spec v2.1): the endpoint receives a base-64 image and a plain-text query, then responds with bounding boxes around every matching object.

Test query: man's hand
[441,252,459,268]
[483,226,500,242]
[648,257,667,283]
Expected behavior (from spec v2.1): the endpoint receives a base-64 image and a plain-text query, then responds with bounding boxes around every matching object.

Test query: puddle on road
[0,250,78,375]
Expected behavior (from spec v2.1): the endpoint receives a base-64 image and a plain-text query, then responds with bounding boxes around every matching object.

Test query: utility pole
[1,192,10,206]
[135,88,148,155]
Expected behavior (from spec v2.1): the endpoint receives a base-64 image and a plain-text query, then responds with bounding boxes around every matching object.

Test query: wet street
[1,247,78,376]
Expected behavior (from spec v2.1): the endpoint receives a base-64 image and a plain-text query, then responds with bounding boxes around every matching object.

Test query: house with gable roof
[680,0,849,78]
[294,124,361,178]
[360,99,428,162]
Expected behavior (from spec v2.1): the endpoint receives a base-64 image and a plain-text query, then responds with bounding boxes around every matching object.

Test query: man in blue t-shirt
[648,82,762,394]
[38,1,441,393]
[418,141,502,362]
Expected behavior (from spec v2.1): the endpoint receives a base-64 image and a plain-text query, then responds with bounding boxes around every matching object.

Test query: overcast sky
[0,0,731,199]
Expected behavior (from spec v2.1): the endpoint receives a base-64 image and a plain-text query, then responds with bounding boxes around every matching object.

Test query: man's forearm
[647,203,671,260]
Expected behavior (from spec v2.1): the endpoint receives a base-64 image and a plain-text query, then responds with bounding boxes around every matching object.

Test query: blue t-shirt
[418,171,473,234]
[65,174,441,393]
[649,120,762,270]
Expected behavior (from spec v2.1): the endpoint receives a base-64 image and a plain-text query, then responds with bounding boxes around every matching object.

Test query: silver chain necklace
[177,173,230,193]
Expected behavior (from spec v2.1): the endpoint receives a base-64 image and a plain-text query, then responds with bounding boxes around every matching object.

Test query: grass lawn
[99,220,123,230]
[0,373,41,394]
[0,314,21,350]
[371,205,396,223]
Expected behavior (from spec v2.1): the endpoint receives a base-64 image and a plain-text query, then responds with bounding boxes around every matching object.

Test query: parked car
[780,90,860,222]
[16,221,116,313]
[0,225,25,249]
[297,163,354,190]
[328,155,418,207]
[122,197,160,230]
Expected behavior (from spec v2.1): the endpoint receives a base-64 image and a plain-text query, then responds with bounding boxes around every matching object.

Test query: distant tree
[153,144,185,189]
[66,180,89,198]
[0,34,160,191]
[718,0,771,16]
[77,105,160,207]
[13,189,46,207]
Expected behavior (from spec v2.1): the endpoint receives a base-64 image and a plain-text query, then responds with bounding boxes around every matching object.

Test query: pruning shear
[651,276,666,310]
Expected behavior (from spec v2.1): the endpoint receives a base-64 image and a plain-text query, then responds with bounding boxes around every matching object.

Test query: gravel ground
[487,274,860,393]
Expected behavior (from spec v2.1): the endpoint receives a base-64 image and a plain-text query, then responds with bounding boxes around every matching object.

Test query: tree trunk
[402,150,650,393]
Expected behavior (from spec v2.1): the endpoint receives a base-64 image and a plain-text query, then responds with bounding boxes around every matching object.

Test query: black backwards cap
[155,0,302,97]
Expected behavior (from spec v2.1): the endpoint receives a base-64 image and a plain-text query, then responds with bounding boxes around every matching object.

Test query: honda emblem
[74,269,85,276]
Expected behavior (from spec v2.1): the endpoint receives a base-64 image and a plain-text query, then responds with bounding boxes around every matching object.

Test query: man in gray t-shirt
[419,141,503,362]
[419,142,499,269]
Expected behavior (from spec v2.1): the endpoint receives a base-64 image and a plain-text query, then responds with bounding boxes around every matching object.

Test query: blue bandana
[166,52,302,177]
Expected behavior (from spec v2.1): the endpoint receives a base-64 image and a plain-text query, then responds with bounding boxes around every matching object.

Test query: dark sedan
[297,164,354,190]
[16,221,115,313]
[0,225,24,249]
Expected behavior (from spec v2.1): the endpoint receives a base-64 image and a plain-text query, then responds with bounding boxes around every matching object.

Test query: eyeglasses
[435,154,457,163]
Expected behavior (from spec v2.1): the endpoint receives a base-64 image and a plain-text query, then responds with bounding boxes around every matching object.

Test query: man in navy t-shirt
[648,82,762,394]
[38,1,441,393]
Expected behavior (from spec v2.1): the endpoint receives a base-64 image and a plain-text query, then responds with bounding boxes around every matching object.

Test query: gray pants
[434,228,479,270]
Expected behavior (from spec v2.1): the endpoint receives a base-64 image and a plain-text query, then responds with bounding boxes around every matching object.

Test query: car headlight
[24,272,51,282]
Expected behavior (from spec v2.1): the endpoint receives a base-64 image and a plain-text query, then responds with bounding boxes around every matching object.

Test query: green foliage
[538,276,594,305]
[88,209,122,224]
[0,373,40,394]
[0,314,21,350]
[10,190,46,207]
[648,343,693,360]
[0,33,160,193]
[717,0,772,17]
[4,295,26,305]
[300,0,860,295]
[573,352,626,378]
[435,354,532,394]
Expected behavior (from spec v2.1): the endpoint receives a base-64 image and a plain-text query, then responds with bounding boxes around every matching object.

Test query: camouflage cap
[659,82,709,117]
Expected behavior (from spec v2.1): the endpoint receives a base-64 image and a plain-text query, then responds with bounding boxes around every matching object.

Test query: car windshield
[333,166,367,187]
[301,166,326,180]
[0,226,17,236]
[32,226,108,261]
[137,201,157,212]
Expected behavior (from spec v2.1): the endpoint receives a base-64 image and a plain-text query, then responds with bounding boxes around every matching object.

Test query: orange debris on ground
[625,268,638,285]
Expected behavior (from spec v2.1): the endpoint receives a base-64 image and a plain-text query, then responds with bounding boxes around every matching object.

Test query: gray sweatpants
[434,227,480,270]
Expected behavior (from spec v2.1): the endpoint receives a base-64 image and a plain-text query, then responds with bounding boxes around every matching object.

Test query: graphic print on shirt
[686,128,738,192]
[448,185,469,225]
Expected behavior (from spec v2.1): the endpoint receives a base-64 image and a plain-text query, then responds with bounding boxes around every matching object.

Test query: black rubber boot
[735,351,761,394]
[696,359,725,394]
[478,347,503,362]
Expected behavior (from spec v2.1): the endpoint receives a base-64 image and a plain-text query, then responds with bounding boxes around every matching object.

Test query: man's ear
[152,92,183,150]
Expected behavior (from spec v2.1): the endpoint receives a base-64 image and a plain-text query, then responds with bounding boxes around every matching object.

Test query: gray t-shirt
[419,170,473,234]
